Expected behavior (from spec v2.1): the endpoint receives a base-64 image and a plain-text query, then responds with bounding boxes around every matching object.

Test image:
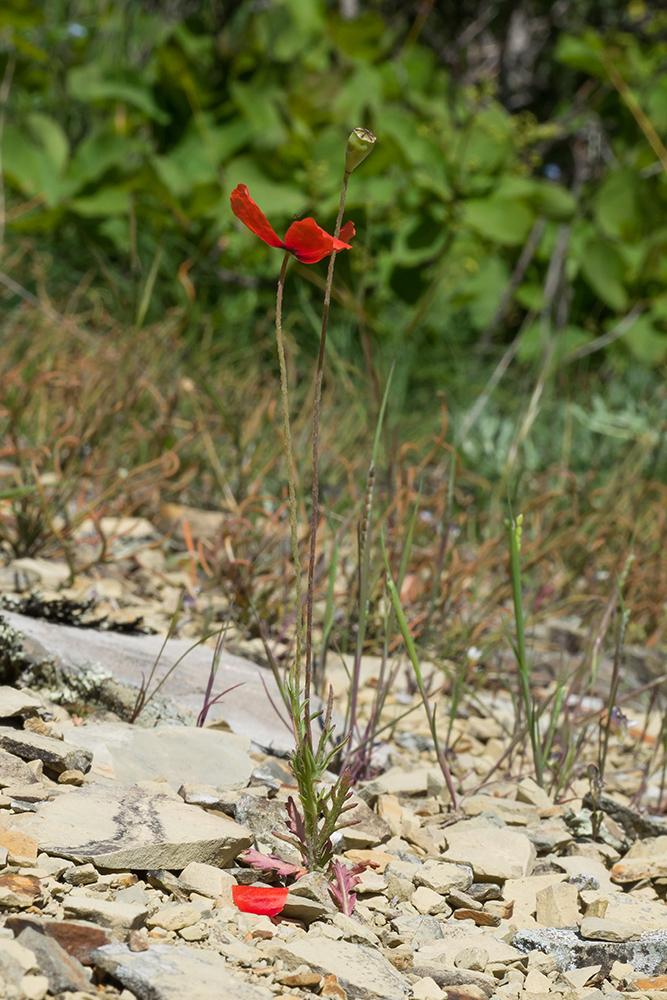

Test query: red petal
[283,217,355,264]
[232,884,289,916]
[230,184,286,251]
[339,220,356,244]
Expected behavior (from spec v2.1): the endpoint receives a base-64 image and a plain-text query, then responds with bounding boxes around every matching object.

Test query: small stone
[19,973,49,1000]
[562,964,603,989]
[279,971,323,988]
[412,886,451,916]
[178,923,208,942]
[0,873,42,907]
[515,776,553,809]
[283,871,338,923]
[62,864,98,886]
[63,897,147,939]
[412,975,445,1000]
[609,960,635,983]
[453,908,500,927]
[523,968,552,993]
[535,882,580,928]
[466,883,502,903]
[0,749,40,789]
[320,973,346,998]
[579,916,640,942]
[58,770,85,786]
[146,903,201,932]
[453,947,488,973]
[447,889,482,911]
[179,861,235,901]
[414,859,473,895]
[0,828,39,861]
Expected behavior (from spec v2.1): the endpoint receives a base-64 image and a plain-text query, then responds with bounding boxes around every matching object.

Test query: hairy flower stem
[304,171,350,729]
[275,250,303,674]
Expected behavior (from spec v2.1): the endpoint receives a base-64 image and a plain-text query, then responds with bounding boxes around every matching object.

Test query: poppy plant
[230,184,355,264]
[232,884,289,917]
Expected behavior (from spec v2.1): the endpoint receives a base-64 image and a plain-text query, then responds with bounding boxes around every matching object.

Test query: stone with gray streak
[7,784,252,870]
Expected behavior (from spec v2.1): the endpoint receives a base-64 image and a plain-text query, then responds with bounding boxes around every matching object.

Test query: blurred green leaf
[463,197,534,246]
[580,238,629,312]
[67,64,170,123]
[594,170,643,242]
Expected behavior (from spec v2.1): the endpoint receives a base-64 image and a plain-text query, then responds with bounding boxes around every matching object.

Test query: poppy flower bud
[345,127,376,174]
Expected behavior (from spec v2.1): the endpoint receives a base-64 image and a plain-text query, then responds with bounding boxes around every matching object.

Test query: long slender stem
[275,250,303,674]
[303,170,350,741]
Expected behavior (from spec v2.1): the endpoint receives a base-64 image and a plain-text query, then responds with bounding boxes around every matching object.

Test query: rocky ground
[0,520,666,1000]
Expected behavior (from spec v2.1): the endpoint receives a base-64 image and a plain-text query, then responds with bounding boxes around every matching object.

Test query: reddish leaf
[240,848,307,880]
[232,884,289,917]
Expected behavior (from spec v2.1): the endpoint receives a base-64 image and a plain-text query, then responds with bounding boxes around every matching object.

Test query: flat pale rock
[63,898,147,938]
[93,942,273,1000]
[0,686,42,718]
[60,721,253,790]
[598,889,667,932]
[443,828,535,882]
[580,916,641,942]
[7,784,252,870]
[265,937,409,999]
[0,726,92,774]
[461,795,539,825]
[2,609,293,752]
[612,856,667,883]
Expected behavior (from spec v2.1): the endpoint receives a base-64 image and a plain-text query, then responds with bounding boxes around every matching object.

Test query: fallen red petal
[232,884,289,917]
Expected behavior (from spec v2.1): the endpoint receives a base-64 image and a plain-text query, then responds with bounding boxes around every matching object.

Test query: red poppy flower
[230,184,355,264]
[232,884,289,917]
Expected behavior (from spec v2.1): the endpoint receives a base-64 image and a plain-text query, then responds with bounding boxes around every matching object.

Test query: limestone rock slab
[265,937,409,999]
[0,726,92,774]
[92,942,273,1000]
[60,721,253,790]
[0,687,42,718]
[2,609,293,752]
[7,784,252,870]
[443,828,536,882]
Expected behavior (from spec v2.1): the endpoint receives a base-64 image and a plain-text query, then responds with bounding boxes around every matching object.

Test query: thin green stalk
[506,514,543,786]
[274,250,303,676]
[304,169,350,742]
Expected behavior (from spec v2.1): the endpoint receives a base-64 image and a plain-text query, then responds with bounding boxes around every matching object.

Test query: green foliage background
[3,0,667,478]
